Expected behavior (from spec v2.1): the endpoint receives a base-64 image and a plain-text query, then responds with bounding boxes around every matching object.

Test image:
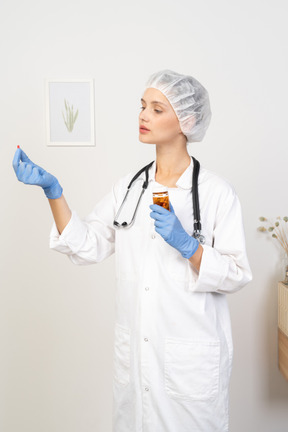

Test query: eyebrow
[141,98,168,107]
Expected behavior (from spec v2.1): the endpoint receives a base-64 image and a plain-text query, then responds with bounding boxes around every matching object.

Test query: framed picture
[45,79,95,146]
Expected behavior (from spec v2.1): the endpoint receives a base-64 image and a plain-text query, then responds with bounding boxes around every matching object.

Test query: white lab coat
[50,157,252,432]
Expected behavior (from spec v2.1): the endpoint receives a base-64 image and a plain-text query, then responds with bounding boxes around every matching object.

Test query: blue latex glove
[149,202,199,259]
[12,148,63,199]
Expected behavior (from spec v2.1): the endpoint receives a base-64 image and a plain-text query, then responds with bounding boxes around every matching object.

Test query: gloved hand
[12,148,63,199]
[149,202,199,259]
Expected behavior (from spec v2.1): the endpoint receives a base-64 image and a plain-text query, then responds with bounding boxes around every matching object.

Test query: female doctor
[13,69,252,432]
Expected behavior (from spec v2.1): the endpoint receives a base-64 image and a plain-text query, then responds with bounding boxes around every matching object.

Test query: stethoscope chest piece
[193,231,206,245]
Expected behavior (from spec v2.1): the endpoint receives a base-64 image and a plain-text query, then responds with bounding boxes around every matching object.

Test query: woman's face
[139,87,185,145]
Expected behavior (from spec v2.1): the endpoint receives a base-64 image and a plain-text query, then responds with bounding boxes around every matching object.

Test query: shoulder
[113,161,154,190]
[112,171,134,195]
[115,171,136,187]
[199,165,237,197]
[199,166,243,222]
[112,165,148,200]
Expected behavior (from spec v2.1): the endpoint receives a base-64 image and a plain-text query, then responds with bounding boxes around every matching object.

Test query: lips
[139,125,150,131]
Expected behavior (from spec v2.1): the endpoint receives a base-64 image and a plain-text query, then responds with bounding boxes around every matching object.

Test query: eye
[139,106,162,113]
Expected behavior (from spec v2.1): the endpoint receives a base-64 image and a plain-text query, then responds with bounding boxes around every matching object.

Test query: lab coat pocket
[165,338,220,401]
[113,323,131,386]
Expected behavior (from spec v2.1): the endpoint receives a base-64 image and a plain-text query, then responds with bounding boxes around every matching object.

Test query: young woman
[13,69,252,432]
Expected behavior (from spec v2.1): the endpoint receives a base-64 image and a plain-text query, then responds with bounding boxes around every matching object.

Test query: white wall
[1,0,288,431]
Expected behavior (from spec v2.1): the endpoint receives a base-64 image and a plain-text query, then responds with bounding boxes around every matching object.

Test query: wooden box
[278,282,288,380]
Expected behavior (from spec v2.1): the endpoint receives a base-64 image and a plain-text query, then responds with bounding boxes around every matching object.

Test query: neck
[155,141,191,177]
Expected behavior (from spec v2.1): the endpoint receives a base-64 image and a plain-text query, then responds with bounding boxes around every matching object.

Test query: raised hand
[12,148,63,199]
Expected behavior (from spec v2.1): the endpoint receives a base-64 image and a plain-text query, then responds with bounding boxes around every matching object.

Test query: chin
[139,135,154,144]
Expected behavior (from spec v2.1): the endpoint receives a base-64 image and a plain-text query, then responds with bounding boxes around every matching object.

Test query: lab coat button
[144,338,148,342]
[145,286,150,291]
[145,387,149,392]
[151,233,156,239]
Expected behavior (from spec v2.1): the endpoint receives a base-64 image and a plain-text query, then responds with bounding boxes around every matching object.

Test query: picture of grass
[46,79,94,146]
[62,98,79,132]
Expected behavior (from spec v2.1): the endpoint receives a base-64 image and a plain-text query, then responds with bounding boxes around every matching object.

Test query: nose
[139,107,150,121]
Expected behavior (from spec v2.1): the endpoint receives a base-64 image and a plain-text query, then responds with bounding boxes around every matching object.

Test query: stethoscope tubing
[113,156,205,244]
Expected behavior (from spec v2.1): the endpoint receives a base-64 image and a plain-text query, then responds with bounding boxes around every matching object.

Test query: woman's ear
[183,116,195,131]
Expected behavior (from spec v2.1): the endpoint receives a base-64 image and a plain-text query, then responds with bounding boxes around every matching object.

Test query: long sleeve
[49,186,117,265]
[188,184,252,294]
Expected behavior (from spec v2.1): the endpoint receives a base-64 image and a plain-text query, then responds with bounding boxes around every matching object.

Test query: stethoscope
[113,156,205,245]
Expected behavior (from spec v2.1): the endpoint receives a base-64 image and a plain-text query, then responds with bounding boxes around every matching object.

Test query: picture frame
[45,79,95,147]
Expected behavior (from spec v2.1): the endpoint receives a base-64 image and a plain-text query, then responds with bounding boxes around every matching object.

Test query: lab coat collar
[145,156,200,190]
